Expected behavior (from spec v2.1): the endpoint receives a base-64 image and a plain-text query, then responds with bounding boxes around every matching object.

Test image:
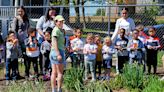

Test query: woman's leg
[51,64,57,92]
[56,64,64,91]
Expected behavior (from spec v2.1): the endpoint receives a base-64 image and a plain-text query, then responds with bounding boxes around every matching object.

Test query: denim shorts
[50,49,65,64]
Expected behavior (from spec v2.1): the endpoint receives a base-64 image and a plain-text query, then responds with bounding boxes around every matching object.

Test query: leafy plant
[109,75,124,90]
[84,81,111,92]
[122,63,144,90]
[142,75,164,92]
[63,68,84,92]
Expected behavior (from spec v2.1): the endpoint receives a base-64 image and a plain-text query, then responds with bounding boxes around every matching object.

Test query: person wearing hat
[50,15,65,92]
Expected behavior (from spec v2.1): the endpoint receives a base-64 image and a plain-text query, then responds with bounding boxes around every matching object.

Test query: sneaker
[101,76,106,81]
[160,76,164,80]
[90,79,96,82]
[11,80,16,84]
[106,76,110,80]
[97,76,102,80]
[6,80,10,86]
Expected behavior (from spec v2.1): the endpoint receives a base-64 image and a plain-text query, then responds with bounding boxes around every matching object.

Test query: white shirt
[83,43,97,60]
[102,45,115,60]
[112,17,135,41]
[70,38,84,54]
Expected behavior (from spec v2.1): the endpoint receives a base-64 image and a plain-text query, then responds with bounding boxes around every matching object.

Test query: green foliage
[6,81,45,92]
[94,8,105,16]
[122,63,144,90]
[63,68,84,92]
[144,2,160,17]
[50,0,69,5]
[142,76,164,92]
[109,75,124,90]
[156,20,164,24]
[157,50,164,67]
[83,81,111,92]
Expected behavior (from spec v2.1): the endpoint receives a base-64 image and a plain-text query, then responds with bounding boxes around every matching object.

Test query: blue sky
[69,1,109,16]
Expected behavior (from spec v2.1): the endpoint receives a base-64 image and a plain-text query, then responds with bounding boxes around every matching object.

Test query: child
[94,35,103,79]
[0,35,4,63]
[68,28,77,67]
[102,36,115,80]
[5,31,20,85]
[83,33,97,82]
[146,27,160,74]
[136,24,148,72]
[24,28,39,81]
[115,28,129,74]
[70,28,84,68]
[127,29,145,64]
[40,31,51,80]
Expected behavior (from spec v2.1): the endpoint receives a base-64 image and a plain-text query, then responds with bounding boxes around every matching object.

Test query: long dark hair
[45,7,56,21]
[18,6,29,22]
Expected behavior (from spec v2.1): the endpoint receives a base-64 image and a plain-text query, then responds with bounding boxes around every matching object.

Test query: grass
[157,50,164,67]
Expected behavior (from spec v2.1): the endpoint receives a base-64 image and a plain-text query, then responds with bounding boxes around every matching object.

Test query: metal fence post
[108,5,111,36]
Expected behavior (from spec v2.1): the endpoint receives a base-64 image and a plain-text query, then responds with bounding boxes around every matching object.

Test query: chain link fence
[0,5,164,49]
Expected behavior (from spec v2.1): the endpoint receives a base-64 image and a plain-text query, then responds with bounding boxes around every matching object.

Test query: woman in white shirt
[112,7,135,42]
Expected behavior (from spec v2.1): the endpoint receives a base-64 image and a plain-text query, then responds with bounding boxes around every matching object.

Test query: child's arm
[83,45,88,54]
[40,42,46,54]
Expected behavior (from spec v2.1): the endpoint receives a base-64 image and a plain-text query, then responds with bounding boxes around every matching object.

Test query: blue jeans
[50,49,65,65]
[84,60,96,80]
[6,59,18,80]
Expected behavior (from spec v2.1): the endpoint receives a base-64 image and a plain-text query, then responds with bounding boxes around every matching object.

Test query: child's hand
[57,54,62,62]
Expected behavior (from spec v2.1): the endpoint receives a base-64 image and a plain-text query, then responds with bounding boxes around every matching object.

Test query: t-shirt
[40,40,51,54]
[112,17,135,41]
[36,16,55,40]
[84,43,97,60]
[70,38,84,54]
[115,37,129,56]
[25,37,39,57]
[51,27,65,50]
[127,39,145,59]
[146,36,160,50]
[102,45,115,60]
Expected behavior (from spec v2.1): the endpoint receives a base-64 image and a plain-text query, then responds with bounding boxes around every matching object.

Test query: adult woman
[36,7,56,74]
[111,7,135,41]
[50,15,65,92]
[36,7,56,43]
[12,6,30,78]
[111,7,135,75]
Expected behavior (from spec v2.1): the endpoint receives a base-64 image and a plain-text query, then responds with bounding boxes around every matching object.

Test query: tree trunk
[82,0,86,29]
[74,0,80,26]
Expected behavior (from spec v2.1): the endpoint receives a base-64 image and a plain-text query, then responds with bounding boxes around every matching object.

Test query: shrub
[109,75,124,90]
[83,81,111,92]
[142,75,164,92]
[122,63,144,90]
[63,68,84,92]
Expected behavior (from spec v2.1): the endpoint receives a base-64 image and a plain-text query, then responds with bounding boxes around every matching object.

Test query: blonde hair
[86,33,94,42]
[103,36,112,44]
[136,24,144,31]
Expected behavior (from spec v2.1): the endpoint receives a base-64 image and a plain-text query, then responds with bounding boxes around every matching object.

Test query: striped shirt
[146,36,161,50]
[25,37,39,57]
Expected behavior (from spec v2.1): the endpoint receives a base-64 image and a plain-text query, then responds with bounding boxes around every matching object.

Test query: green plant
[157,50,164,67]
[63,68,84,92]
[94,8,106,16]
[83,81,111,92]
[6,81,45,92]
[142,75,164,92]
[122,63,144,90]
[109,75,124,90]
[156,20,164,24]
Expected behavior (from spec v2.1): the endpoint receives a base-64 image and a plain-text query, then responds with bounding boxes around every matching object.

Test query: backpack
[8,17,19,32]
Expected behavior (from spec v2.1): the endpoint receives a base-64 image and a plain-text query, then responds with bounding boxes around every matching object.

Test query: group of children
[0,27,52,85]
[0,24,161,84]
[68,25,161,81]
